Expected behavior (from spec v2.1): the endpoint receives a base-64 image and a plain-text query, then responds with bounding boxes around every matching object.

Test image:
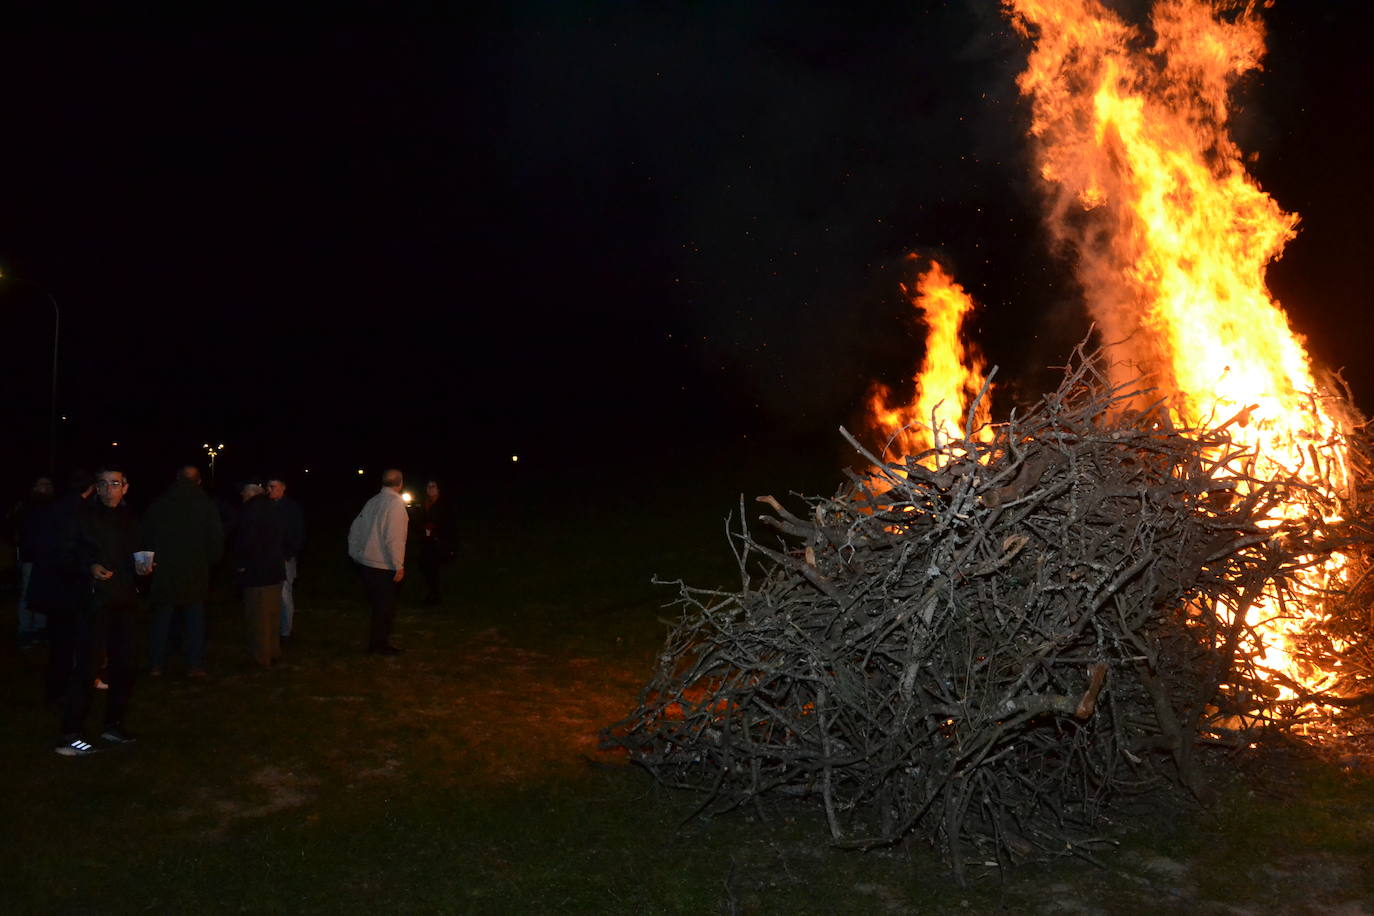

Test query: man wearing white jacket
[347,468,409,655]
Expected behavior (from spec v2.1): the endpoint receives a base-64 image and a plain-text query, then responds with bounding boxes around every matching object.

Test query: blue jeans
[280,558,297,636]
[149,602,206,670]
[17,561,47,637]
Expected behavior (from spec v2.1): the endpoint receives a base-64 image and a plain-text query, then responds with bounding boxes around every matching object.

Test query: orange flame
[868,258,992,466]
[1006,0,1352,700]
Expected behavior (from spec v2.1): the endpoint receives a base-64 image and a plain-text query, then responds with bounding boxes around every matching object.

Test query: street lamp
[0,269,60,474]
[203,442,225,481]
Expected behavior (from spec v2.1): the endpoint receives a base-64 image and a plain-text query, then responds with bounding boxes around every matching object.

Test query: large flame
[868,257,992,466]
[1004,0,1352,700]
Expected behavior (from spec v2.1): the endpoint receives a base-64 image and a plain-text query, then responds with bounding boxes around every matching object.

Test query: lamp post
[0,270,60,474]
[203,442,225,483]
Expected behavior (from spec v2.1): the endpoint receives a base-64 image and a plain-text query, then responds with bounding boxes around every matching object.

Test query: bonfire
[604,0,1374,880]
[606,344,1372,877]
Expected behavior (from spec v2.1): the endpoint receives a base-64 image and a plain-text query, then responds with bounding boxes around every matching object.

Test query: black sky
[0,1,1370,499]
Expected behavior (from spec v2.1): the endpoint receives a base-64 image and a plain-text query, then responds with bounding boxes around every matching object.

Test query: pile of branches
[603,346,1372,880]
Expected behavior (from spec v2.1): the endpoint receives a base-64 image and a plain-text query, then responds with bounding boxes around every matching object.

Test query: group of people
[12,464,454,757]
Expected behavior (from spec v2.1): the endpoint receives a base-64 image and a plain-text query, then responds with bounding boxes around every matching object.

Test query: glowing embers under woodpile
[604,348,1374,880]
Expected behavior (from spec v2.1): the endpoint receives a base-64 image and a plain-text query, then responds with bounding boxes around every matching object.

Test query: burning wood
[867,258,991,463]
[606,0,1374,881]
[603,345,1374,881]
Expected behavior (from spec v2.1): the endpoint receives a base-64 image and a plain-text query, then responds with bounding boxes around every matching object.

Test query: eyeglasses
[97,479,126,489]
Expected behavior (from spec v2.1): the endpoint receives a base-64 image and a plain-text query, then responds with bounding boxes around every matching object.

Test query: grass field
[2,454,1372,913]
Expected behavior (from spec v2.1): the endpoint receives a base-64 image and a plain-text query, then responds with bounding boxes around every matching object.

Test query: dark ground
[1,449,1372,913]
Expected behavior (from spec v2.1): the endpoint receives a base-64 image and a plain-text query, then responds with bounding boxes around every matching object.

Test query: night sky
[1,1,1370,503]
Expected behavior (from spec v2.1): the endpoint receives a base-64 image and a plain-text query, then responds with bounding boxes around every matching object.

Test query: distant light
[303,468,311,474]
[111,441,119,447]
[61,415,68,421]
[401,491,414,505]
[511,455,520,463]
[356,468,365,475]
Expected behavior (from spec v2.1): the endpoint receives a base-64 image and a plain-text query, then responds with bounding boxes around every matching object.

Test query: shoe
[100,726,137,745]
[187,668,208,679]
[368,643,402,656]
[56,735,98,757]
[94,677,109,691]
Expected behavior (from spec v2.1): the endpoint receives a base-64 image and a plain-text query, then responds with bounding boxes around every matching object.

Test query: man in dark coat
[57,467,143,755]
[142,465,224,676]
[231,479,286,668]
[266,477,304,640]
[34,471,95,704]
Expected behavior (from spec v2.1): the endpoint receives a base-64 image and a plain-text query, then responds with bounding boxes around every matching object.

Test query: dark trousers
[418,540,444,604]
[358,564,399,648]
[61,600,136,735]
[43,604,77,703]
[150,601,207,670]
[242,586,282,667]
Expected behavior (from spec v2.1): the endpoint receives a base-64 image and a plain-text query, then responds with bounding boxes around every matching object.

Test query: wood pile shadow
[603,345,1374,882]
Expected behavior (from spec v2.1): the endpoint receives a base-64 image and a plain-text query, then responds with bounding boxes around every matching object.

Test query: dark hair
[94,465,126,479]
[68,468,94,492]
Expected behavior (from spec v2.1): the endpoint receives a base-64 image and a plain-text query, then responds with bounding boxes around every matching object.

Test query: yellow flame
[869,258,992,466]
[1007,0,1352,700]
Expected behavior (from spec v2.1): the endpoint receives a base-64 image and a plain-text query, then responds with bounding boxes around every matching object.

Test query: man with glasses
[56,467,143,756]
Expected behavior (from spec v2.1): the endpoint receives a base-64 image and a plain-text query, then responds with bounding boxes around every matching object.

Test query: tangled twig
[603,344,1374,880]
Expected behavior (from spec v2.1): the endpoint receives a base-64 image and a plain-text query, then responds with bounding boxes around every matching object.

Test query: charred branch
[602,343,1374,880]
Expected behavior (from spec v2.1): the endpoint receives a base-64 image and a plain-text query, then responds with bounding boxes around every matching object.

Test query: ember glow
[1004,0,1353,700]
[868,258,992,466]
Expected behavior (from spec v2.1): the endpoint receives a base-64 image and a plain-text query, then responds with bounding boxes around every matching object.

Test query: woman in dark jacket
[414,479,455,606]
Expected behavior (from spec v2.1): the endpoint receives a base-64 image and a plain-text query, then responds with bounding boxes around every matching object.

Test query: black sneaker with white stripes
[100,725,136,745]
[56,735,98,757]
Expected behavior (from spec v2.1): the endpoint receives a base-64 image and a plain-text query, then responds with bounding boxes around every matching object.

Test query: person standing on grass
[16,475,56,648]
[38,470,95,705]
[348,468,408,655]
[57,467,143,756]
[265,476,304,641]
[414,478,455,606]
[231,479,287,668]
[142,465,224,677]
